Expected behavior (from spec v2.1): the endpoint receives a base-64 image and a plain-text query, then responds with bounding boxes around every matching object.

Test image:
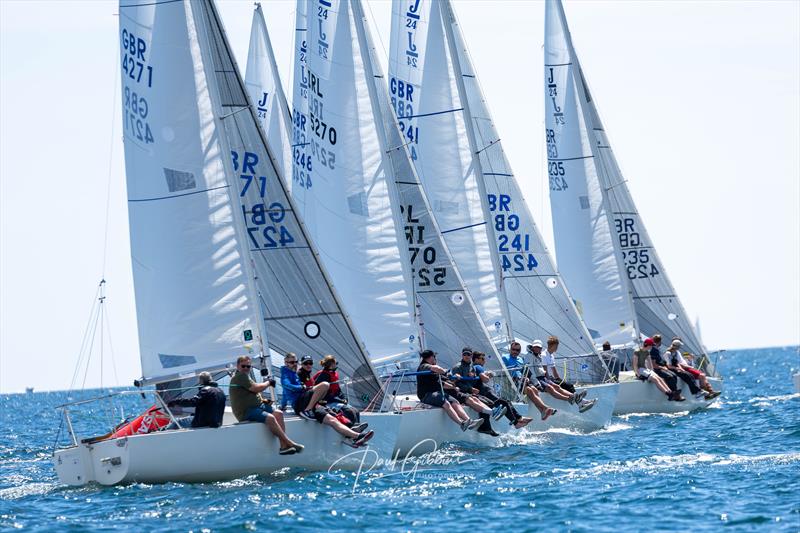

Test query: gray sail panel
[190,0,382,408]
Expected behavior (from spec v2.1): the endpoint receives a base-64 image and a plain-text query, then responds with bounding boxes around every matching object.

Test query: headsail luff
[545,0,704,356]
[120,0,383,408]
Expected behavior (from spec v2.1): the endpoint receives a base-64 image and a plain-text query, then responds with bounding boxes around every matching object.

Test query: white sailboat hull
[53,412,401,486]
[391,382,618,455]
[793,373,800,393]
[526,382,618,432]
[613,372,724,415]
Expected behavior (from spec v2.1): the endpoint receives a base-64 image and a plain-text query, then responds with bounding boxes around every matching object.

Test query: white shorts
[637,368,652,380]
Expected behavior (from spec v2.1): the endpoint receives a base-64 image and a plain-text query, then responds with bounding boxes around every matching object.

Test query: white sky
[1,0,798,393]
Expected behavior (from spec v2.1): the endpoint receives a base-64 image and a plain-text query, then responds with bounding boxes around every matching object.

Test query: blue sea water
[1,346,798,532]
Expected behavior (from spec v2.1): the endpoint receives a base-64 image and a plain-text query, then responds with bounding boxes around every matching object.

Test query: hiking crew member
[472,351,533,429]
[528,340,596,413]
[313,355,368,433]
[230,355,304,455]
[280,353,373,448]
[297,355,315,388]
[647,336,680,392]
[664,340,717,400]
[450,347,505,437]
[542,336,576,393]
[667,339,720,399]
[599,341,621,380]
[417,350,482,432]
[166,371,227,429]
[632,344,685,401]
[502,342,557,421]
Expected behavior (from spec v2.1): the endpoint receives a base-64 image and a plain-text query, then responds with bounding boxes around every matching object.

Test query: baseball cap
[644,338,654,347]
[531,340,544,348]
[420,349,436,359]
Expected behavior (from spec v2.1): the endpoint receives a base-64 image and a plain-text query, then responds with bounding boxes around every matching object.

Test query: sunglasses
[286,361,298,365]
[240,364,252,369]
[302,361,313,366]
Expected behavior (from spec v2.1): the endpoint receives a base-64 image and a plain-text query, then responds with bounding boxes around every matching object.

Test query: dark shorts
[535,376,551,390]
[445,389,470,404]
[293,390,326,423]
[420,391,458,408]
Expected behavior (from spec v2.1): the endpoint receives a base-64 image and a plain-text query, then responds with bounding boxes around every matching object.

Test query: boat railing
[53,388,184,450]
[553,353,615,385]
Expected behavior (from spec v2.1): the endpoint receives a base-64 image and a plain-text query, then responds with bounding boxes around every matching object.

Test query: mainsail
[292,0,510,377]
[289,0,416,360]
[387,0,505,345]
[388,0,597,358]
[120,0,382,408]
[545,0,704,355]
[244,4,293,188]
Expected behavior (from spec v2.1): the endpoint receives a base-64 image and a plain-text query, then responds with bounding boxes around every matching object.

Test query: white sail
[387,0,597,358]
[244,4,293,189]
[121,0,260,383]
[121,0,383,408]
[291,0,510,377]
[544,0,637,347]
[545,0,704,356]
[289,0,416,360]
[387,0,506,345]
[358,0,511,378]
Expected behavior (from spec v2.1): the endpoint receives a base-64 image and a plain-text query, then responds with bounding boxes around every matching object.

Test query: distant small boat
[25,387,34,394]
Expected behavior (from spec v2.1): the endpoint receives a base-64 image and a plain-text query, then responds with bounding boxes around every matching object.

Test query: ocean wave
[0,481,56,500]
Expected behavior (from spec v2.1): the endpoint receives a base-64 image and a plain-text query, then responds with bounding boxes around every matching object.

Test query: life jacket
[313,369,341,399]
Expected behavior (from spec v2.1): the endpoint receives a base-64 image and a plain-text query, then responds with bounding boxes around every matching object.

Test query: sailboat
[544,0,722,414]
[386,0,619,430]
[270,0,534,455]
[52,0,401,487]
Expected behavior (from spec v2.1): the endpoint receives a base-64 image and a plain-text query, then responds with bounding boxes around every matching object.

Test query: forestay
[356,0,512,379]
[244,4,293,189]
[120,0,261,383]
[545,0,704,356]
[544,0,636,347]
[445,0,600,358]
[120,0,382,408]
[387,0,506,346]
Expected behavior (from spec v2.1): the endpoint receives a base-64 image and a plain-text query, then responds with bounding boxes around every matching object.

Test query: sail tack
[545,0,704,355]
